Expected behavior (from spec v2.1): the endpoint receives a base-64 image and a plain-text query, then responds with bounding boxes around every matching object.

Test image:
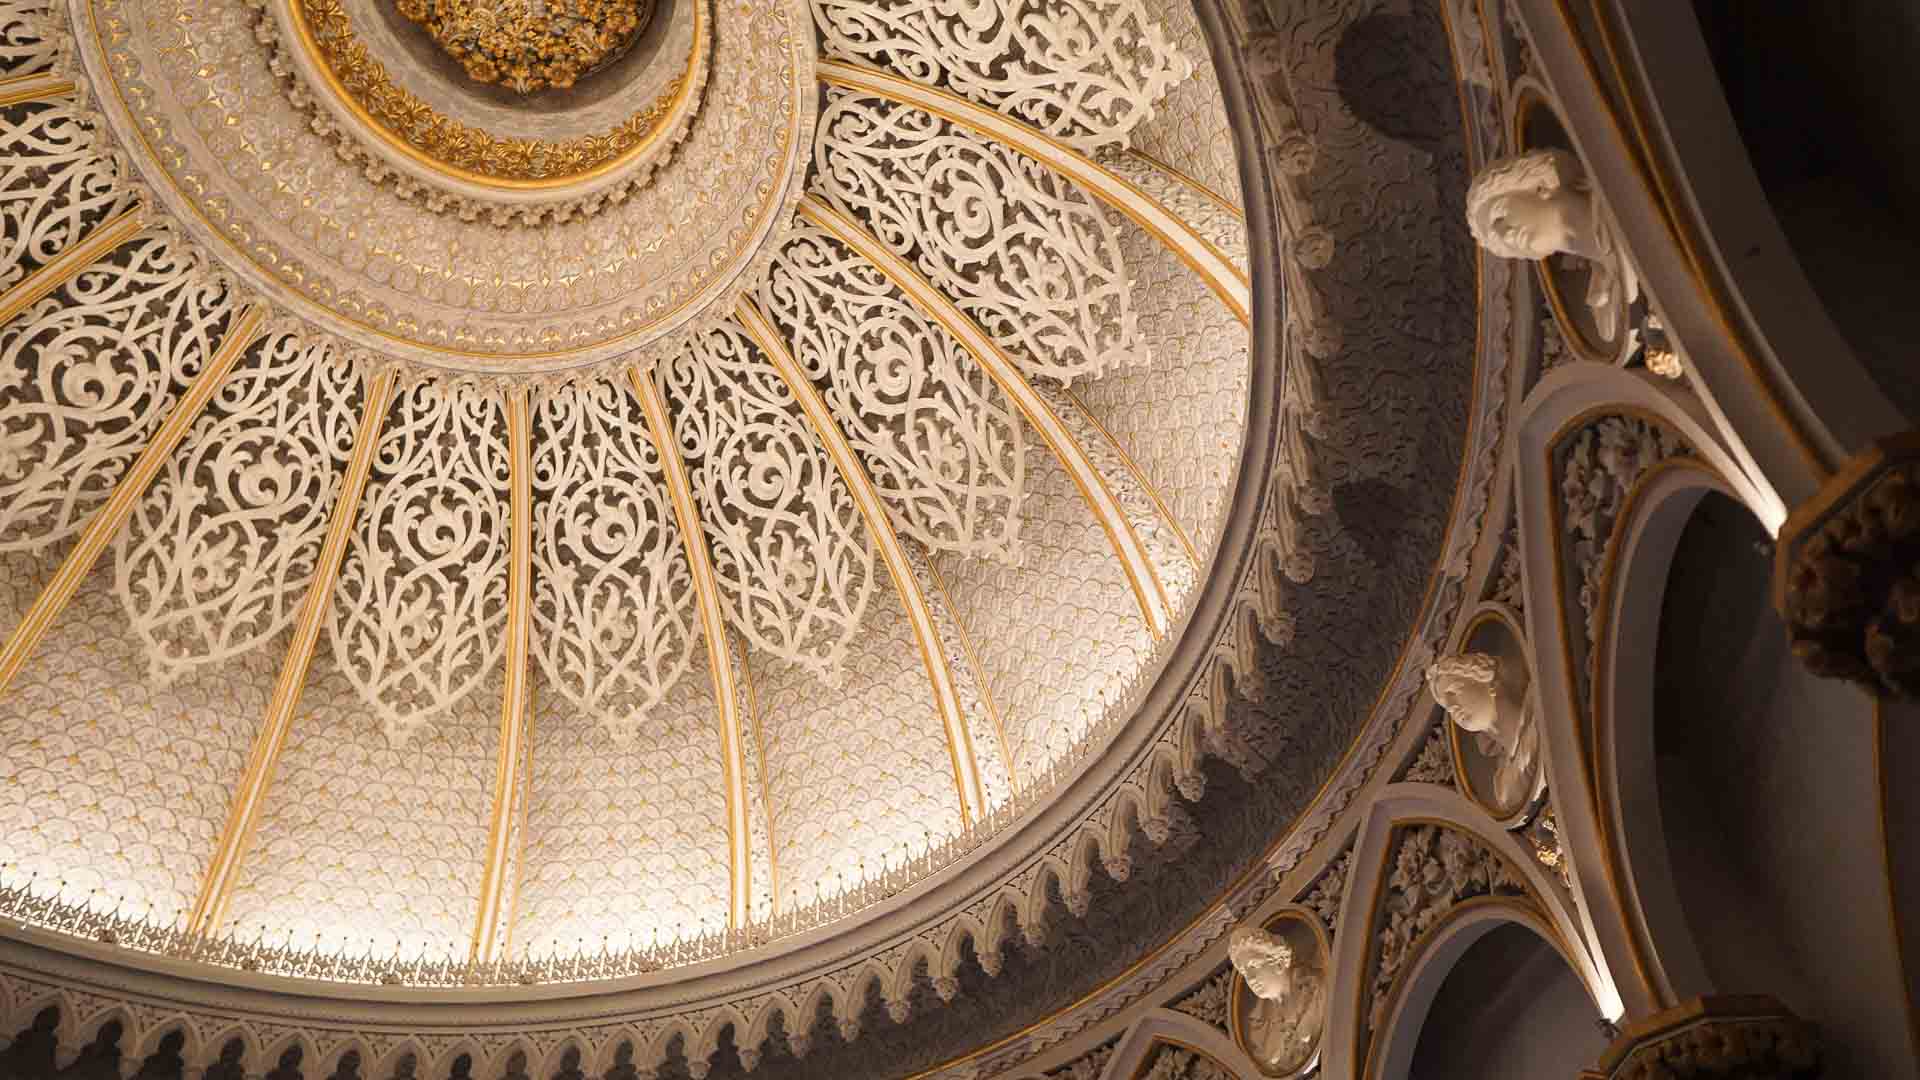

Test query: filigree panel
[512,654,730,957]
[113,330,362,682]
[220,655,498,959]
[0,101,134,292]
[529,381,696,734]
[1070,219,1249,557]
[0,232,238,553]
[752,581,962,911]
[329,382,511,740]
[0,565,272,922]
[659,324,876,678]
[930,447,1151,780]
[809,0,1189,152]
[1122,0,1241,208]
[815,89,1146,384]
[759,225,1026,558]
[0,0,57,80]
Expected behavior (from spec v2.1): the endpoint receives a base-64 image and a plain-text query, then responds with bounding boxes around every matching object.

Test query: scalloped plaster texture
[752,580,965,911]
[930,447,1154,783]
[0,563,269,921]
[1127,0,1242,208]
[513,646,733,955]
[1071,218,1249,560]
[219,651,499,960]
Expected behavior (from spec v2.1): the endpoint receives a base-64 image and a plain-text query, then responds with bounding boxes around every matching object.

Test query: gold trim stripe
[0,203,144,326]
[0,303,266,700]
[189,367,399,935]
[923,555,1020,793]
[802,196,1172,638]
[1060,385,1202,569]
[735,298,985,823]
[0,73,75,107]
[817,60,1251,327]
[630,365,751,930]
[472,388,535,963]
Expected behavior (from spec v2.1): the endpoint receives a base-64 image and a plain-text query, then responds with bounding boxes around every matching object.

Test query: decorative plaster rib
[735,297,986,824]
[189,367,400,935]
[816,60,1251,327]
[0,303,266,700]
[630,365,752,931]
[799,195,1172,639]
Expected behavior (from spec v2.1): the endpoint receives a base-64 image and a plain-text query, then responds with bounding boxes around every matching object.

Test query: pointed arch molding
[799,195,1172,638]
[189,368,400,935]
[630,365,752,930]
[734,298,985,824]
[0,301,267,699]
[816,61,1252,327]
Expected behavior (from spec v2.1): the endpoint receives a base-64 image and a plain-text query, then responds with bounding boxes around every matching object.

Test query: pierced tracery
[815,87,1147,385]
[809,0,1190,151]
[759,224,1026,558]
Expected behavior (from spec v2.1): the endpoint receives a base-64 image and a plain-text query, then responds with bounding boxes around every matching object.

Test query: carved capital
[1580,996,1821,1079]
[1776,432,1920,699]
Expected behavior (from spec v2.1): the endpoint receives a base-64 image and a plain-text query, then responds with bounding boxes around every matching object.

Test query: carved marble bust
[1466,149,1639,344]
[1426,651,1541,811]
[1229,926,1327,1071]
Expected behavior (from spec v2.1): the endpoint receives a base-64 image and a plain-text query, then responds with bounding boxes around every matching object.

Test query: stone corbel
[1578,996,1821,1079]
[1774,431,1920,700]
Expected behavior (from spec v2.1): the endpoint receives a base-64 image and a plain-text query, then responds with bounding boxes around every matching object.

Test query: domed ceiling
[0,0,1249,959]
[0,0,1480,1069]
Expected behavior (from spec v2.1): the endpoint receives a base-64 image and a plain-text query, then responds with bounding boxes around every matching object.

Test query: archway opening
[1649,489,1907,1073]
[1692,0,1920,418]
[1406,923,1601,1078]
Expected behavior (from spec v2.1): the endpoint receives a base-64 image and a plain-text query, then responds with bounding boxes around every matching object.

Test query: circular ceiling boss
[394,0,658,92]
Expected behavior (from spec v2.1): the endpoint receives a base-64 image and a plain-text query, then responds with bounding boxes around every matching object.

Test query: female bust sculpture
[1229,925,1327,1071]
[1425,651,1542,811]
[1466,148,1639,345]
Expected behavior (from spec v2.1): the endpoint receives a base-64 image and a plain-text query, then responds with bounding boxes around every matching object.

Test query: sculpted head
[1426,652,1502,734]
[1466,149,1591,260]
[1230,926,1298,1002]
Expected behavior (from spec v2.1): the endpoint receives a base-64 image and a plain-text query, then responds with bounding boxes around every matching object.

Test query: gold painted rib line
[0,203,144,326]
[922,555,1021,794]
[1059,385,1203,568]
[472,388,535,964]
[816,60,1250,327]
[0,73,75,107]
[189,367,399,935]
[0,303,265,701]
[499,679,536,961]
[737,635,779,917]
[630,364,752,931]
[802,196,1172,639]
[1125,148,1245,223]
[735,298,985,824]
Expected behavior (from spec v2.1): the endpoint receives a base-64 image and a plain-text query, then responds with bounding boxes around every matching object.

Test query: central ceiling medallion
[395,0,657,92]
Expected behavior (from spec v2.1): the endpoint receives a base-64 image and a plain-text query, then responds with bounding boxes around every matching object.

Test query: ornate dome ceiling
[0,0,1487,1072]
[0,0,1255,963]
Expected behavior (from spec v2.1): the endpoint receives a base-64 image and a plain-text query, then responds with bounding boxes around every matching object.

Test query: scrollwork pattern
[0,101,133,293]
[816,89,1147,385]
[114,330,362,682]
[659,323,876,678]
[328,382,511,740]
[759,225,1026,558]
[0,232,238,553]
[529,381,697,735]
[0,0,57,79]
[809,0,1190,152]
